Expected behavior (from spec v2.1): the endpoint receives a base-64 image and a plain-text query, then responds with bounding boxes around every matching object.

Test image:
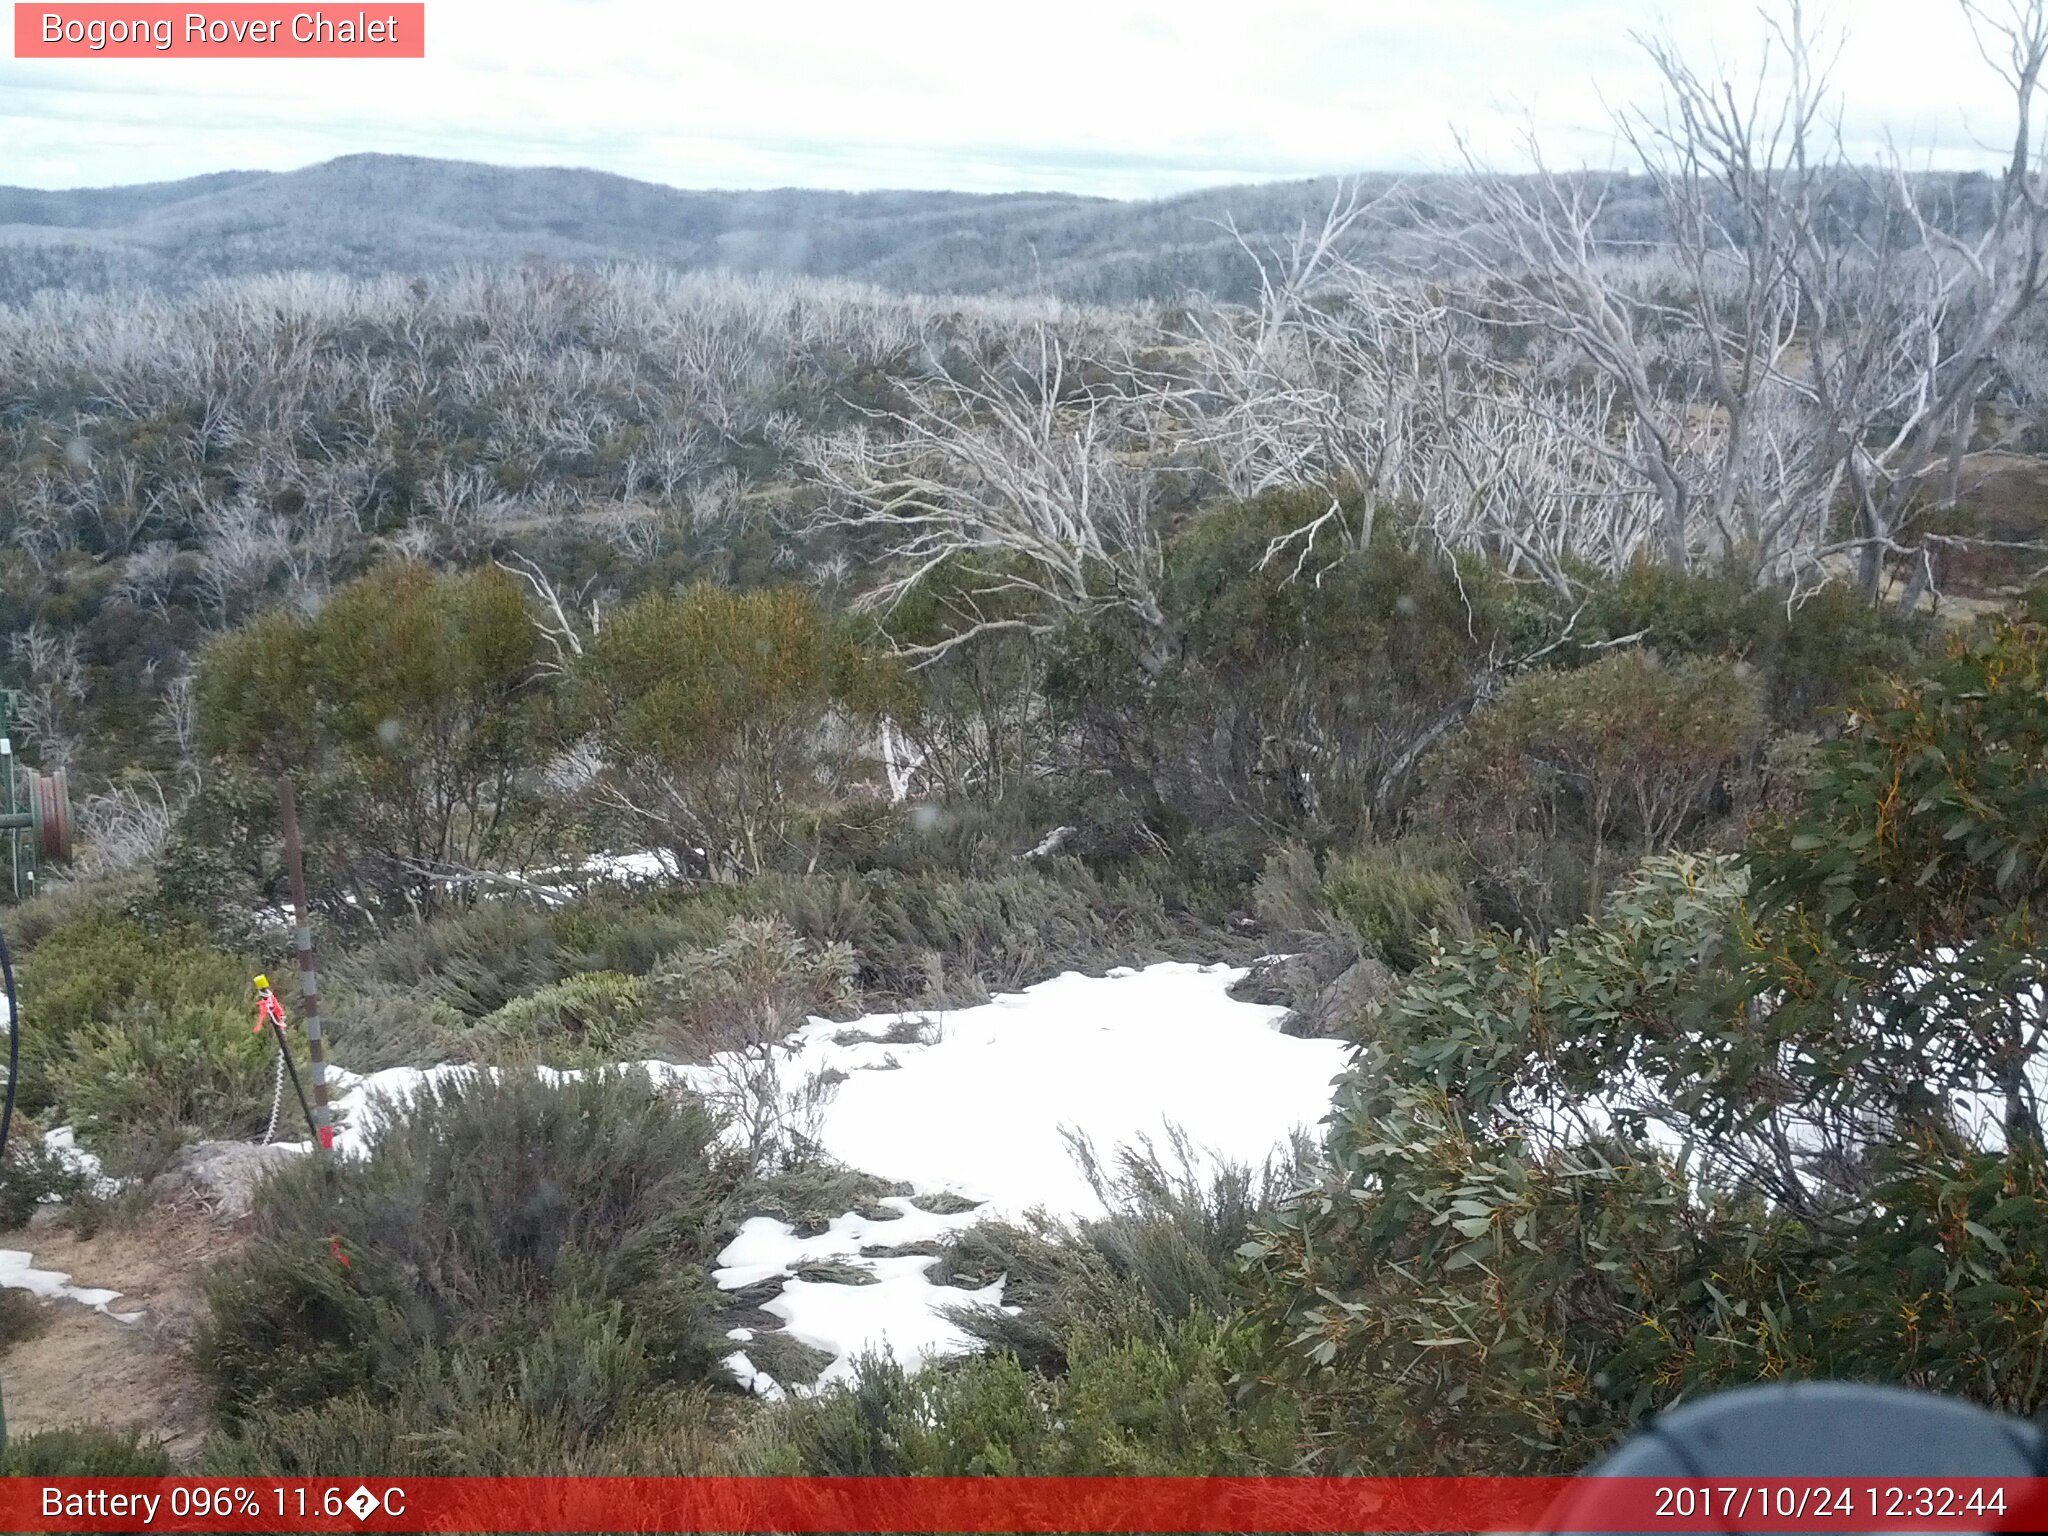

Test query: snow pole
[276,778,335,1153]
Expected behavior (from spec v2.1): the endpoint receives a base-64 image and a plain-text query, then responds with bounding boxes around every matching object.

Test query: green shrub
[323,863,1232,1081]
[1419,650,1764,933]
[204,1381,725,1476]
[316,982,469,1072]
[330,887,713,1034]
[1250,838,1473,969]
[198,1068,744,1433]
[1320,844,1474,970]
[743,1161,910,1237]
[196,562,564,922]
[783,866,1221,1001]
[4,1425,173,1475]
[14,905,253,1119]
[751,1311,1297,1476]
[10,904,271,1163]
[59,1179,154,1239]
[1047,490,1506,846]
[334,899,583,1020]
[644,917,859,1167]
[4,868,158,952]
[0,1138,86,1231]
[647,917,859,1057]
[578,582,900,879]
[1255,626,2048,1476]
[1566,564,1922,725]
[52,999,273,1161]
[155,764,287,942]
[936,1136,1303,1376]
[1251,843,1326,936]
[474,972,647,1067]
[0,1286,48,1348]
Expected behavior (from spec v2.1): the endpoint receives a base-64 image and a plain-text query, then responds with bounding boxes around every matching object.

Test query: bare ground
[0,1205,241,1463]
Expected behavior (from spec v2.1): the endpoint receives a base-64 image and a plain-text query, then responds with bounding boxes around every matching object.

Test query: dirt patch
[0,1205,242,1464]
[1934,451,2048,600]
[1814,452,2048,619]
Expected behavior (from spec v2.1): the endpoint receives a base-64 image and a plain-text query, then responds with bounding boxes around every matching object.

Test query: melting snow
[41,1126,123,1199]
[289,962,1350,1399]
[0,1130,144,1319]
[697,963,1346,1395]
[0,1249,142,1323]
[721,1350,786,1401]
[745,964,1343,1222]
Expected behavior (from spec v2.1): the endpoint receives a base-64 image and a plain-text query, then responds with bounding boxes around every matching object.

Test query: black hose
[268,1019,319,1143]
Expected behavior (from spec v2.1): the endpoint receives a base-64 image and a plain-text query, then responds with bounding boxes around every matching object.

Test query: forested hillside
[1,151,2011,307]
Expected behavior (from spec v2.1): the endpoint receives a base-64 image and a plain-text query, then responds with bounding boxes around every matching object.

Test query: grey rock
[149,1140,300,1222]
[1233,936,1394,1036]
[1296,956,1399,1039]
[1230,935,1354,1011]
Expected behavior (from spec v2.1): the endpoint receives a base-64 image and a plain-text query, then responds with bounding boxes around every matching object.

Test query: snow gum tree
[195,560,557,918]
[576,584,901,879]
[1248,622,2048,1473]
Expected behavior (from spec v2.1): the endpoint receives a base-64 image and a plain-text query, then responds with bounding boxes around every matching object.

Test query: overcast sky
[0,1,2026,198]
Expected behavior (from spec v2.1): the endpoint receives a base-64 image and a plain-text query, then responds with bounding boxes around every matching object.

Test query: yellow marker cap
[253,974,270,990]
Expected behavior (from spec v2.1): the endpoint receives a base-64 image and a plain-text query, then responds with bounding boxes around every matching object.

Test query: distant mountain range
[0,152,1422,305]
[1,153,1996,309]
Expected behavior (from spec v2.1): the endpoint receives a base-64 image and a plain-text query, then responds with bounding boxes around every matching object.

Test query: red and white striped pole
[277,776,334,1153]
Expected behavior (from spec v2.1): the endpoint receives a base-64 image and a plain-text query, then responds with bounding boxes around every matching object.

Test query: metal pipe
[268,1017,319,1144]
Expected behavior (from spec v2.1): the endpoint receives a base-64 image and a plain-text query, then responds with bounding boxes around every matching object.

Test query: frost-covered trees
[807,330,1172,663]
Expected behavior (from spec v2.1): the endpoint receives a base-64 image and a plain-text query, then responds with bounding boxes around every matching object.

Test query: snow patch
[0,1248,141,1322]
[769,1259,1005,1391]
[288,962,1348,1395]
[738,963,1345,1224]
[722,1350,786,1401]
[40,1126,123,1200]
[701,963,1346,1392]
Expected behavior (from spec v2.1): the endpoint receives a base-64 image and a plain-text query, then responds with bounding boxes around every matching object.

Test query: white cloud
[0,0,2024,195]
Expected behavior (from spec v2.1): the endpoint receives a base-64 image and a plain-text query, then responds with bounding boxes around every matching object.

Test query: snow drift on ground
[695,962,1347,1392]
[0,1134,142,1320]
[0,1248,140,1321]
[11,963,1343,1390]
[304,962,1349,1396]
[731,964,1347,1224]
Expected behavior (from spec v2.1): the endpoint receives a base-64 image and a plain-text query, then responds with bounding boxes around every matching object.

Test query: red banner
[13,5,425,58]
[6,1476,2048,1532]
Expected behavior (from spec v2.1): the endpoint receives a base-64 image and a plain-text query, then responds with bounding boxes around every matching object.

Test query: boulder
[1301,956,1399,1038]
[1230,934,1354,1010]
[149,1140,301,1223]
[1232,936,1398,1037]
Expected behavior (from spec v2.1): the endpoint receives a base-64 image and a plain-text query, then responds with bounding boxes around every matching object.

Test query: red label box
[14,4,425,57]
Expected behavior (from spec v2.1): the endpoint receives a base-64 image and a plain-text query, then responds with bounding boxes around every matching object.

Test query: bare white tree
[1178,183,1452,555]
[7,621,88,768]
[1443,0,2048,599]
[807,329,1169,664]
[157,671,199,765]
[72,776,175,876]
[495,552,591,675]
